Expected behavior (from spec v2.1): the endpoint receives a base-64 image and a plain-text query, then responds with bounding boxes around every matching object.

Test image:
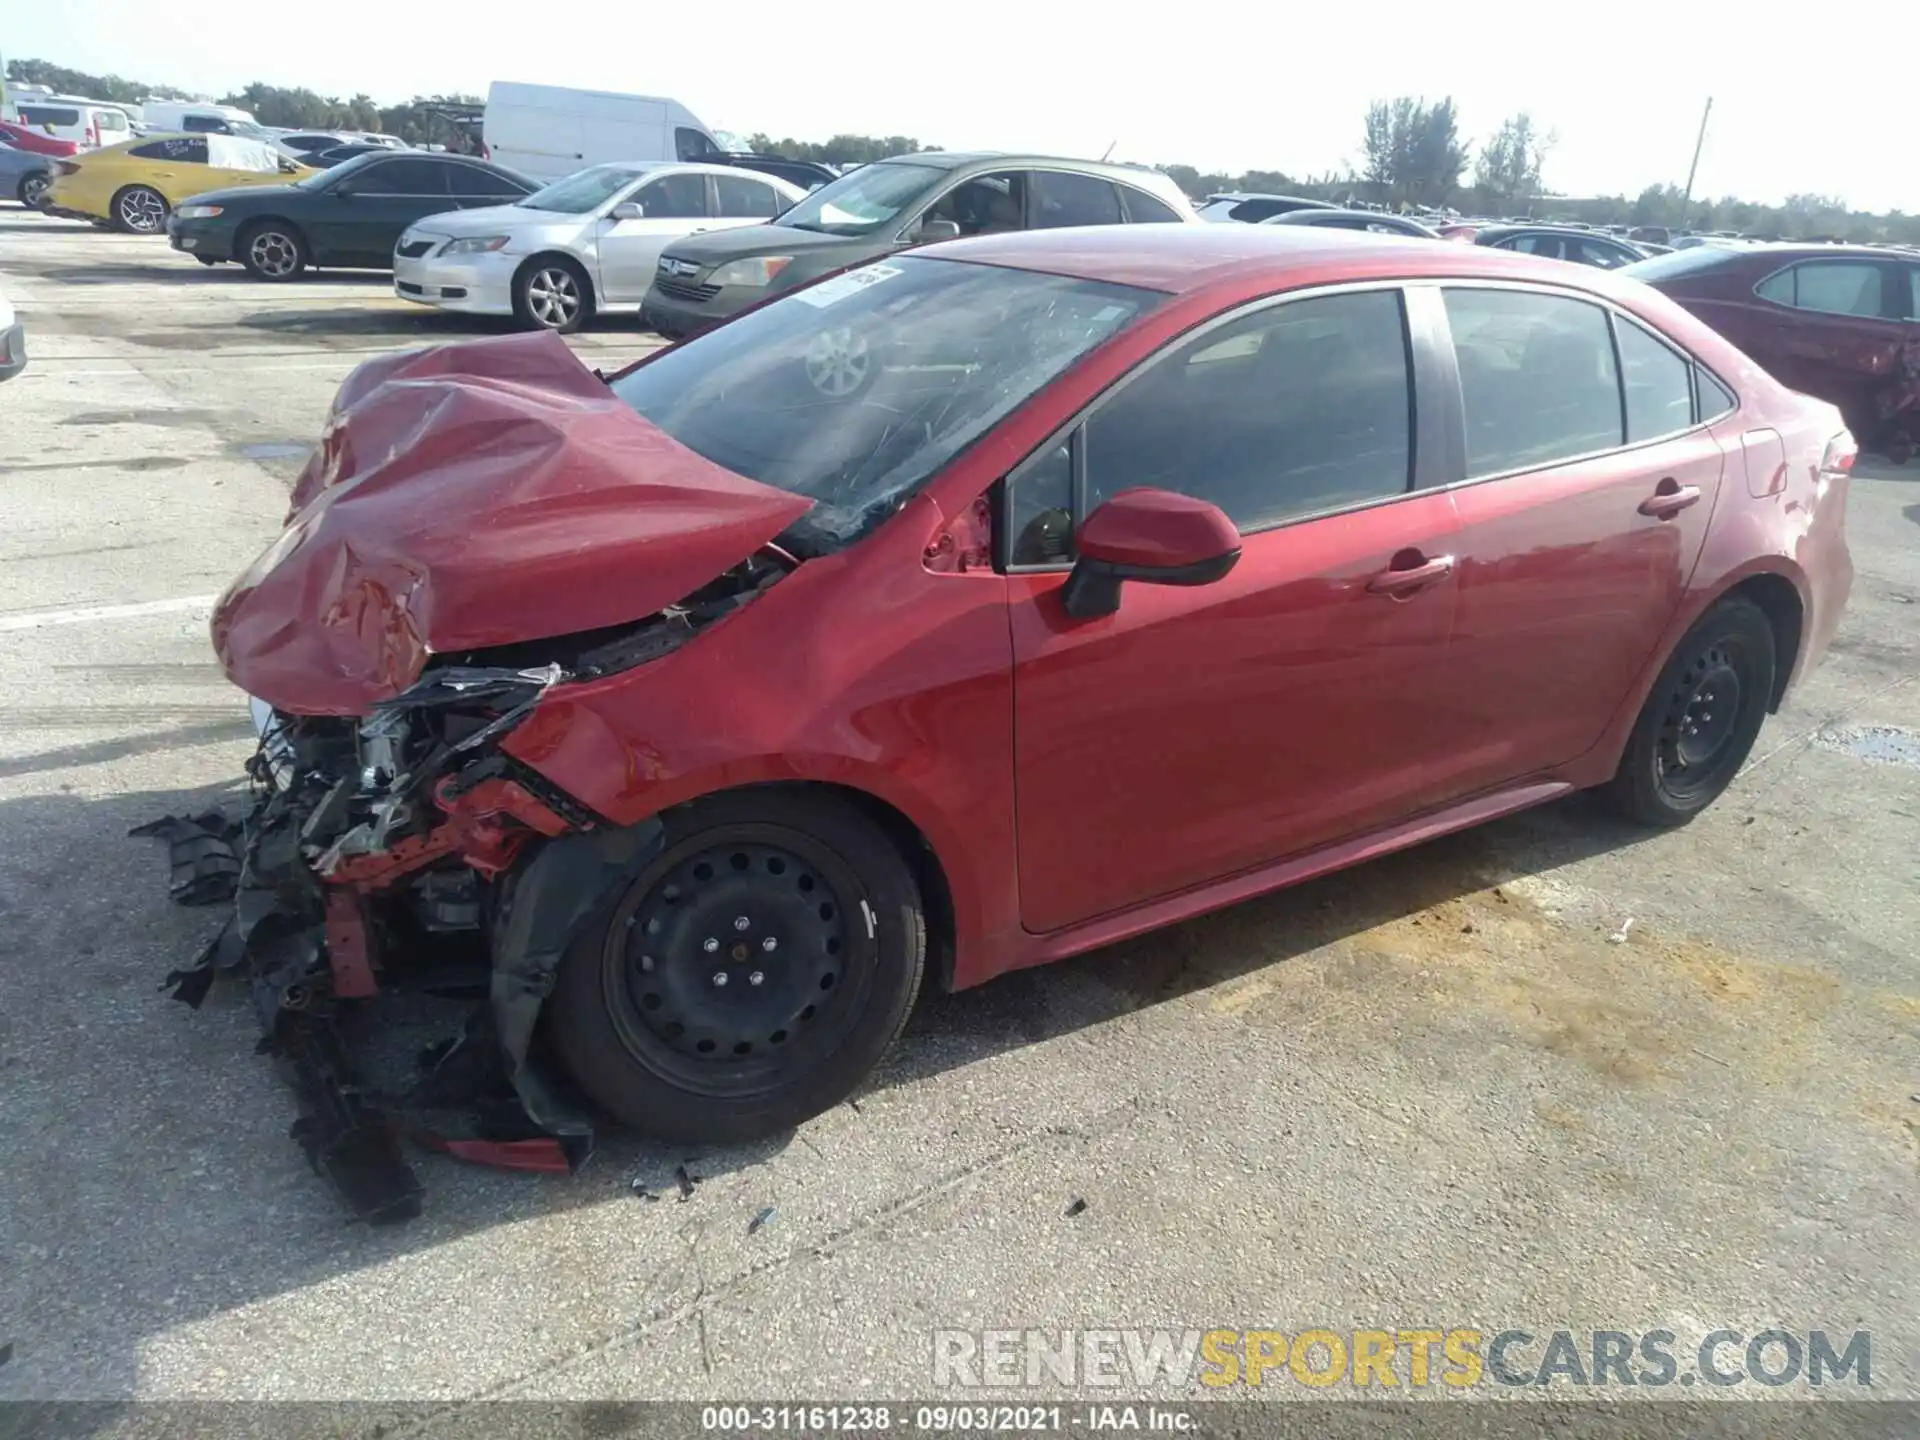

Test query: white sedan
[392,161,805,333]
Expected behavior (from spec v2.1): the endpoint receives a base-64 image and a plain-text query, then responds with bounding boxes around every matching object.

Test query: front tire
[112,184,168,234]
[1601,596,1775,827]
[513,256,593,333]
[238,221,308,281]
[548,790,926,1144]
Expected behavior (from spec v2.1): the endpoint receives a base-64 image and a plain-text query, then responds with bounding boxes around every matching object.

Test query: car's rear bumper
[0,320,26,381]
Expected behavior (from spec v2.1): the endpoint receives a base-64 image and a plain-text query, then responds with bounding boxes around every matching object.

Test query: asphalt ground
[0,209,1914,1410]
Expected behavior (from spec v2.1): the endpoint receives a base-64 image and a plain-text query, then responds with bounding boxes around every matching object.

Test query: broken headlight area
[136,557,785,1223]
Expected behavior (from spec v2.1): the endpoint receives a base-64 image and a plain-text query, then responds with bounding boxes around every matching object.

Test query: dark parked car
[711,152,838,192]
[1628,243,1920,461]
[641,152,1198,337]
[196,225,1853,1218]
[1195,191,1335,223]
[1471,224,1645,269]
[1261,208,1438,238]
[166,150,536,280]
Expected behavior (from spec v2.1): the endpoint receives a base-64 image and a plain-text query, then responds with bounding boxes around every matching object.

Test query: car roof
[916,223,1639,298]
[1272,208,1429,226]
[1474,224,1633,241]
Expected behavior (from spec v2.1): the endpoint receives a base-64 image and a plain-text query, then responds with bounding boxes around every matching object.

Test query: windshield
[519,164,647,214]
[774,161,944,236]
[610,257,1161,556]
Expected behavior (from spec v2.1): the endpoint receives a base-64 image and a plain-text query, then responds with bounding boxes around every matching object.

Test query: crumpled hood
[213,330,811,716]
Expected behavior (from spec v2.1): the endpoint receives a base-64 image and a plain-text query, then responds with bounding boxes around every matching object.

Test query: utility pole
[1679,97,1712,230]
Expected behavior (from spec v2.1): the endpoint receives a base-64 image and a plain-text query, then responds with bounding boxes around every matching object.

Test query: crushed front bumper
[138,673,664,1223]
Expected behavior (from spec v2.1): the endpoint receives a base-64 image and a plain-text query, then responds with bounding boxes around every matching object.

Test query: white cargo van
[137,101,268,139]
[3,89,135,149]
[482,82,722,182]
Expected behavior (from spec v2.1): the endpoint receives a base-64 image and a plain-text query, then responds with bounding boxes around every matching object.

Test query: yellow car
[47,134,313,234]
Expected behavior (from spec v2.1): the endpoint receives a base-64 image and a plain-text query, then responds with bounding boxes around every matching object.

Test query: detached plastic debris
[127,812,241,905]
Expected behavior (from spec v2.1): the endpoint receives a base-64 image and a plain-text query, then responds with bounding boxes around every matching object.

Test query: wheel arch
[515,250,598,308]
[1722,570,1804,712]
[1574,558,1811,788]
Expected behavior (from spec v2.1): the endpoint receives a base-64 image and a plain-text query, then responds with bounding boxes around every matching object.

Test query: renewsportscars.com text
[933,1328,1872,1390]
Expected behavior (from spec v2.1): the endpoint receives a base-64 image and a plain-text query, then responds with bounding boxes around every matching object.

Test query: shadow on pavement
[0,761,1653,1400]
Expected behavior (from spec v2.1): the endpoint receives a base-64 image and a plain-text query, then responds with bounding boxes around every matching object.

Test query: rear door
[1750,258,1908,434]
[1437,285,1727,789]
[595,169,713,302]
[1008,286,1472,933]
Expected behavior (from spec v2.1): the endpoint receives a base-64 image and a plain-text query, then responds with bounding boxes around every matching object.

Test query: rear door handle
[1366,554,1455,595]
[1639,479,1702,518]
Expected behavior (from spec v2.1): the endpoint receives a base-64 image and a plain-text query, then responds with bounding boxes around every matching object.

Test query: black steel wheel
[1602,595,1775,826]
[549,789,926,1142]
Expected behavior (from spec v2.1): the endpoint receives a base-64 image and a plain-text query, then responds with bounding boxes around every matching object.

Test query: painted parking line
[0,594,219,632]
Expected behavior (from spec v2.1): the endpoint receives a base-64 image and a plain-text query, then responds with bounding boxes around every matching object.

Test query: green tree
[1362,96,1467,207]
[1474,112,1551,209]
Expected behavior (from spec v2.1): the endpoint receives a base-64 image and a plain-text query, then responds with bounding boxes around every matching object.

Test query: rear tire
[238,221,308,281]
[512,255,593,333]
[17,171,49,209]
[548,790,926,1143]
[1601,596,1775,827]
[111,184,168,234]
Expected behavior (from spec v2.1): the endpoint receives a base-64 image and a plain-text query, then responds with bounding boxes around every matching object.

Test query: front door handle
[1639,479,1702,519]
[1366,553,1455,595]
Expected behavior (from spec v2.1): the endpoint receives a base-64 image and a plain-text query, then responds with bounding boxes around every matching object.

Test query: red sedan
[194,225,1854,1215]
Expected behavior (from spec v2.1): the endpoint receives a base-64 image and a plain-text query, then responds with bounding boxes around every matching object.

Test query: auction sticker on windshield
[795,264,903,308]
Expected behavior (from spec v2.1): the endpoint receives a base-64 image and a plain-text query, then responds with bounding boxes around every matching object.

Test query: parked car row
[13,108,1917,465]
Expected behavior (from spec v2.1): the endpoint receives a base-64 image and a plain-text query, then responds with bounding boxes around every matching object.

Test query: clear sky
[9,1,1914,213]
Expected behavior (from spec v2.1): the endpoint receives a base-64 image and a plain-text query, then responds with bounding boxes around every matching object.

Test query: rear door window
[1444,288,1623,476]
[352,159,451,194]
[638,171,710,218]
[1615,317,1695,440]
[1119,187,1182,223]
[130,137,208,164]
[1510,233,1567,260]
[1031,171,1123,229]
[715,173,783,218]
[21,105,82,128]
[1577,236,1635,269]
[1759,261,1885,317]
[449,165,527,198]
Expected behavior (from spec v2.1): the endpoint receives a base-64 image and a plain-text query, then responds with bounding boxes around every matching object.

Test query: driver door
[595,170,713,302]
[1006,288,1475,934]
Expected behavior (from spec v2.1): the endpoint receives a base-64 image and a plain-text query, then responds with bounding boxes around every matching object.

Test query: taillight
[57,160,81,176]
[1819,433,1857,479]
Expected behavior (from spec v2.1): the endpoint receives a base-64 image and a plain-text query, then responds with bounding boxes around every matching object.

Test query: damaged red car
[174,225,1855,1220]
